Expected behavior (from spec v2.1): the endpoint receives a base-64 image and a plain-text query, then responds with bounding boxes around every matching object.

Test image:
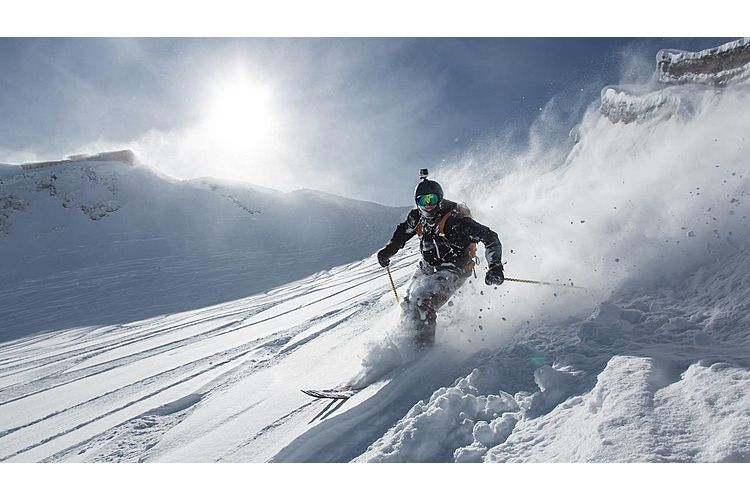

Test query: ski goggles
[415,193,440,207]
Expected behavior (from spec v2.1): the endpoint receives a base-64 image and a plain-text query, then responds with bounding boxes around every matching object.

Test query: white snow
[600,86,685,124]
[360,242,750,462]
[483,356,750,462]
[0,160,405,342]
[2,38,750,464]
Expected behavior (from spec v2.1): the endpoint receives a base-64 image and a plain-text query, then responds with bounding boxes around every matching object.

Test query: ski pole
[385,265,400,303]
[504,276,587,291]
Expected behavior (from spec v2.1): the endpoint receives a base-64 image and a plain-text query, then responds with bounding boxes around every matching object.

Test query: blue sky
[0,37,737,205]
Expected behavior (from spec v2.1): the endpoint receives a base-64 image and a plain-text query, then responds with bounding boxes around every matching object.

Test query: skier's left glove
[377,243,398,268]
[485,264,505,286]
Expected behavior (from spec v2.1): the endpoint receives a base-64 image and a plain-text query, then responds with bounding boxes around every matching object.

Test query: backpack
[417,202,478,270]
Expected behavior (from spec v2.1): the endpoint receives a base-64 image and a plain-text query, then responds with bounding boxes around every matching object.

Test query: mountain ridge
[0,157,406,341]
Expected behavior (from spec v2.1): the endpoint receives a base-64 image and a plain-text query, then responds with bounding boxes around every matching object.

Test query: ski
[301,388,357,400]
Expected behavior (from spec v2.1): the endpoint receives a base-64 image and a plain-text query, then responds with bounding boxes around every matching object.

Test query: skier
[377,170,505,348]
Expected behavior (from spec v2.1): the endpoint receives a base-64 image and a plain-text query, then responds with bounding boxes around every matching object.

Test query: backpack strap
[436,210,453,237]
[417,210,453,238]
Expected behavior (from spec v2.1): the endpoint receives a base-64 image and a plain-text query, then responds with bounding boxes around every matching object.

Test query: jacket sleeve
[450,216,503,269]
[382,209,419,257]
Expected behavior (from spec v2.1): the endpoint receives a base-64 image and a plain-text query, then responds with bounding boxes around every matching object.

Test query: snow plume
[79,123,296,192]
[348,327,421,389]
[354,40,750,463]
[345,253,424,389]
[349,41,750,385]
[0,147,40,165]
[437,58,750,349]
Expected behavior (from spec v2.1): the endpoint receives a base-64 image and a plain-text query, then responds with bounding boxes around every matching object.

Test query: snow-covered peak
[20,149,137,171]
[600,38,750,124]
[658,37,750,86]
[0,153,406,341]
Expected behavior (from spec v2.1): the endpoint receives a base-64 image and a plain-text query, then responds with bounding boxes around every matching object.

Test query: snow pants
[400,260,471,348]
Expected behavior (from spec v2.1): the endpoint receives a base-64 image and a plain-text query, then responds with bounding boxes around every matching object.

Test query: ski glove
[485,264,505,286]
[377,244,397,268]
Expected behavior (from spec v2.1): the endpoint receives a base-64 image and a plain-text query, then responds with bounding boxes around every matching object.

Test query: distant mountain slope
[0,158,406,341]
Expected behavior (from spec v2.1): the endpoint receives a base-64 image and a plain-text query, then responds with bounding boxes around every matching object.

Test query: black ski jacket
[382,199,503,270]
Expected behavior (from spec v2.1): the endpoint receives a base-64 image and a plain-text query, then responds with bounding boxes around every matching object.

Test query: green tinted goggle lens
[416,193,440,206]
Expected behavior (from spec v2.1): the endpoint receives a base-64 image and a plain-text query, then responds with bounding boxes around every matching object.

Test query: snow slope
[357,246,750,462]
[0,248,425,462]
[0,159,405,342]
[2,38,750,463]
[353,38,750,462]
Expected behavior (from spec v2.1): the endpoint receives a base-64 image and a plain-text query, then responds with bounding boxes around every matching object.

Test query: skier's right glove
[377,244,397,268]
[485,264,505,286]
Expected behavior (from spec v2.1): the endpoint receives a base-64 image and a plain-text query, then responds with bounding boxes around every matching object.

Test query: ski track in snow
[0,250,421,462]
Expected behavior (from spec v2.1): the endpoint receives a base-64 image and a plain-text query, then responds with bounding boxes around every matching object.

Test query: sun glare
[202,75,278,155]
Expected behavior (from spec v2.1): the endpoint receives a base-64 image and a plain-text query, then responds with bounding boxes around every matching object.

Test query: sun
[201,74,278,155]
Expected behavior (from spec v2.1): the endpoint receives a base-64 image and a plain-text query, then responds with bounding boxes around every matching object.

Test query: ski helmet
[414,174,443,217]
